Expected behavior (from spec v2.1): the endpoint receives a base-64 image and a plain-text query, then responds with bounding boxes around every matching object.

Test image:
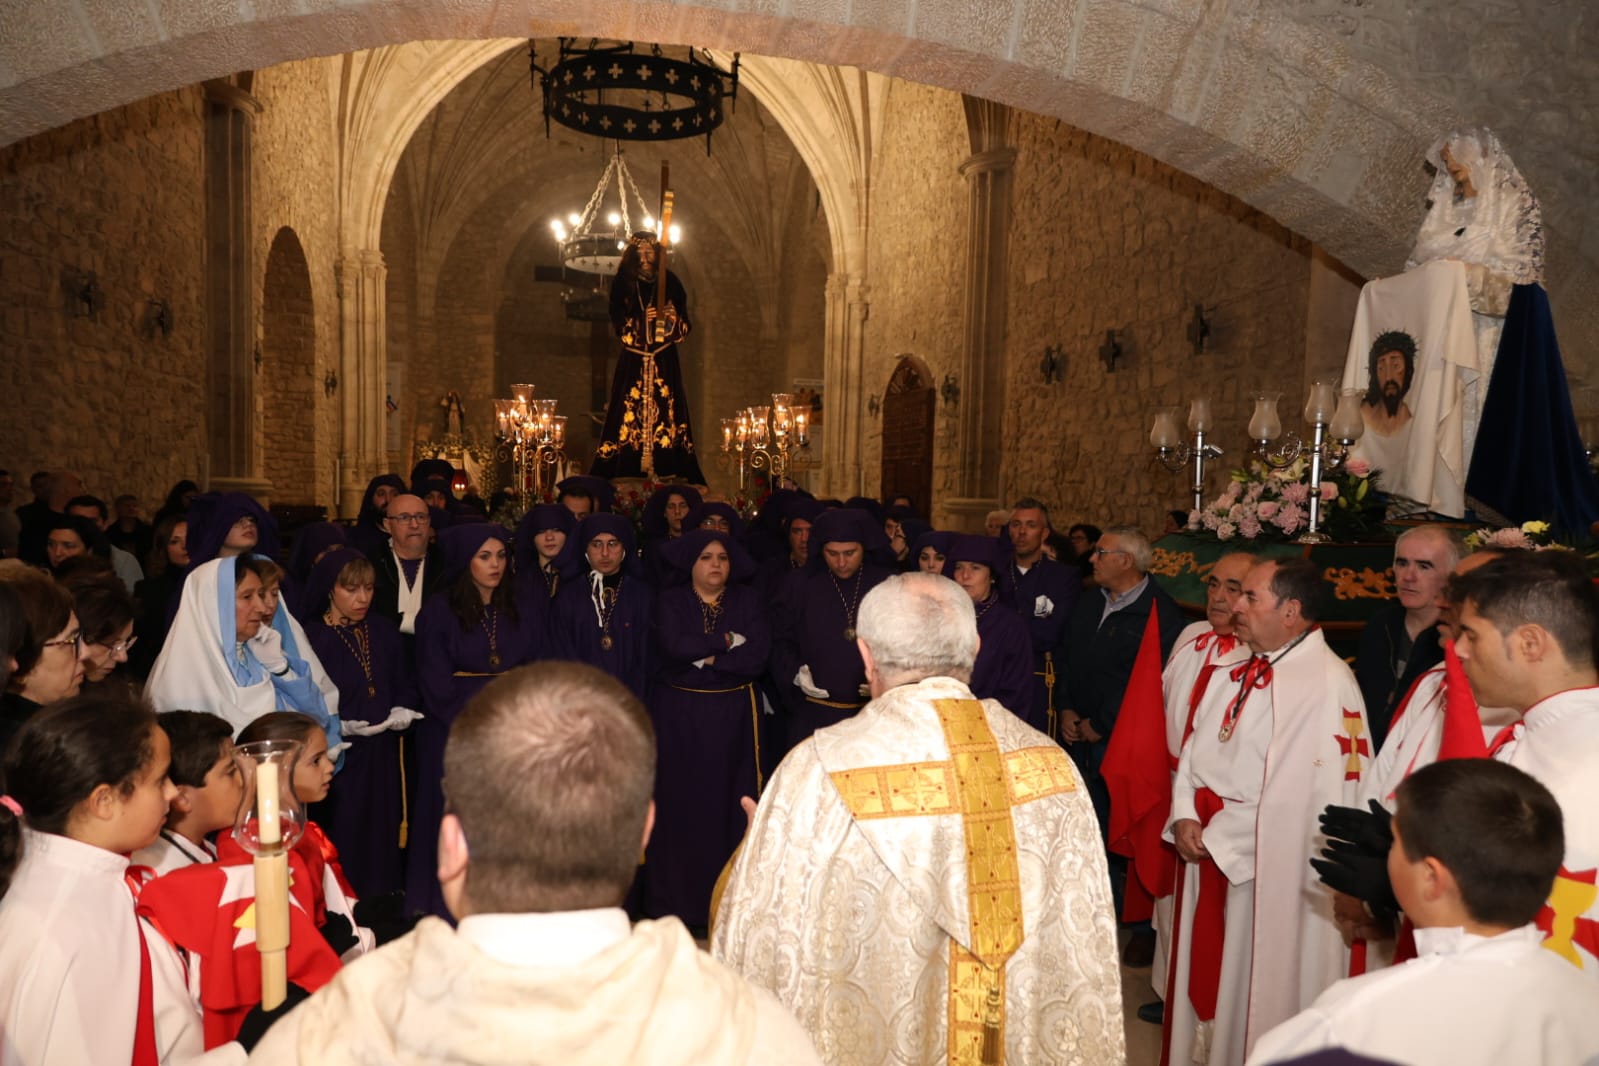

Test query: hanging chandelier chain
[573,153,620,236]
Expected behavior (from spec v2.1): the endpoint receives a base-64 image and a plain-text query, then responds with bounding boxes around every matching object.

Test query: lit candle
[258,760,281,846]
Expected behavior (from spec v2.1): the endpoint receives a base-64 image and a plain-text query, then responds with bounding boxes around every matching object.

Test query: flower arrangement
[1190,457,1387,543]
[1463,520,1558,551]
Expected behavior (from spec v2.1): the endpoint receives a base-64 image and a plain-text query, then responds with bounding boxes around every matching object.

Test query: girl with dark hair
[43,513,111,576]
[130,515,189,680]
[58,570,137,688]
[0,568,88,751]
[513,502,577,599]
[303,548,418,897]
[234,711,375,957]
[639,484,703,585]
[0,695,221,1060]
[411,523,543,916]
[153,479,200,525]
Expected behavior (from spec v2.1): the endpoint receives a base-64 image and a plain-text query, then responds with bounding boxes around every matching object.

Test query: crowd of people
[0,461,1596,1065]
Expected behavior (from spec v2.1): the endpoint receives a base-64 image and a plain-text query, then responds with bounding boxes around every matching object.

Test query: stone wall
[860,79,970,508]
[261,227,317,500]
[1001,114,1315,535]
[859,83,1322,536]
[0,88,210,514]
[251,58,342,511]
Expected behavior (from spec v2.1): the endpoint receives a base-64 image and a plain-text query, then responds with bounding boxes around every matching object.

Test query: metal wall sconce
[1041,344,1064,385]
[61,267,105,320]
[141,299,172,339]
[323,371,339,398]
[867,395,881,416]
[1099,330,1123,373]
[940,374,960,407]
[1188,304,1215,356]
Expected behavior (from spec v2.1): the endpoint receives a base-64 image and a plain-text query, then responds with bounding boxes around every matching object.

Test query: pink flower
[1273,504,1304,534]
[1245,482,1265,503]
[1238,515,1262,539]
[1257,501,1280,519]
[1320,481,1338,502]
[1485,528,1533,549]
[1216,522,1237,541]
[1227,503,1249,524]
[1344,458,1371,478]
[1281,482,1310,506]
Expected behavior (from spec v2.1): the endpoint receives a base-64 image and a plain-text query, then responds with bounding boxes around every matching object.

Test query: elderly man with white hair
[713,572,1126,1066]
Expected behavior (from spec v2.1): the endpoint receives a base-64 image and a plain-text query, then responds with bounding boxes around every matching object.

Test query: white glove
[727,632,748,650]
[1033,595,1054,619]
[692,657,711,670]
[385,707,423,731]
[341,708,422,737]
[251,626,290,675]
[329,740,352,760]
[795,665,829,699]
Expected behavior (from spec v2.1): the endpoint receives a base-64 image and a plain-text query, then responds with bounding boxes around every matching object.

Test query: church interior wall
[0,86,211,511]
[999,112,1315,535]
[380,163,420,471]
[251,58,342,511]
[860,79,970,510]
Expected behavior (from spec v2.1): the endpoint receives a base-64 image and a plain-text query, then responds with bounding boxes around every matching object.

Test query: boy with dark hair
[131,710,242,875]
[1250,760,1599,1065]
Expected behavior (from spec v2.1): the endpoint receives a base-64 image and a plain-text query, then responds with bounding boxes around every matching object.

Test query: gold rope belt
[805,695,865,711]
[668,682,764,793]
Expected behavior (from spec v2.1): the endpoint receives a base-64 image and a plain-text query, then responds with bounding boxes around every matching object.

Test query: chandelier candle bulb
[1303,381,1337,424]
[1150,409,1181,449]
[1329,388,1366,442]
[1187,398,1213,433]
[1248,395,1283,442]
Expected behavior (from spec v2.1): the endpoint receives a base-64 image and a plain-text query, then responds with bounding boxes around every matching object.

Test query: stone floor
[1121,953,1163,1066]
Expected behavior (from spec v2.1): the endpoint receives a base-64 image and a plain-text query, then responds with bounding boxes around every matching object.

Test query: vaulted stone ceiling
[382,44,821,330]
[3,0,1594,379]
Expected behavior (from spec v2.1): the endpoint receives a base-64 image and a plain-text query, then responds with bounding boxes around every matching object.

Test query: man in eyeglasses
[1059,524,1184,966]
[372,494,446,662]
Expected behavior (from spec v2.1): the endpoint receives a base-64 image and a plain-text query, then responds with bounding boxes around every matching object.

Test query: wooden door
[880,357,935,514]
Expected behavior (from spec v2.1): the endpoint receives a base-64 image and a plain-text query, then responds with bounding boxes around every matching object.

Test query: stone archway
[261,227,317,503]
[879,355,936,516]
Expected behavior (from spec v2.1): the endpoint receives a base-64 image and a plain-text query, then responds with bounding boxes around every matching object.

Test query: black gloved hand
[235,982,311,1052]
[1319,799,1393,855]
[1310,838,1399,923]
[318,911,360,956]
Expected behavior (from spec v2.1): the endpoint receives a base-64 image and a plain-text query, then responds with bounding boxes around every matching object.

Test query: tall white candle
[258,761,281,846]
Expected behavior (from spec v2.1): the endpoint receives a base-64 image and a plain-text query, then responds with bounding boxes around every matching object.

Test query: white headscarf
[145,556,341,742]
[1407,126,1544,285]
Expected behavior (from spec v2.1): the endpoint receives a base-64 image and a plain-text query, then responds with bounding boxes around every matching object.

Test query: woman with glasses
[0,567,89,751]
[57,570,136,690]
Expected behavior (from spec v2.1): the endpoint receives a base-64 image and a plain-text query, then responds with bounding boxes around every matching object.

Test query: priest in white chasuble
[712,572,1126,1066]
[1162,559,1369,1066]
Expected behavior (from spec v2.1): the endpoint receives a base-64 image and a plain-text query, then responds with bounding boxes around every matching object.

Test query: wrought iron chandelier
[531,39,739,153]
[548,147,680,276]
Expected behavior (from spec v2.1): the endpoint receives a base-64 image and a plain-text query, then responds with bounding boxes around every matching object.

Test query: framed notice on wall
[793,377,823,427]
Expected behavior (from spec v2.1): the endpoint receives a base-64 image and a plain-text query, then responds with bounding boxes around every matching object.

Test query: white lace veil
[1406,127,1544,285]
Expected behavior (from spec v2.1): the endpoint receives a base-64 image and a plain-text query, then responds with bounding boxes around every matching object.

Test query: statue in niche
[440,390,468,438]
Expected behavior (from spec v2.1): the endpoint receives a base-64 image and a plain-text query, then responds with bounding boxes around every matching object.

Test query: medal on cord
[327,615,377,698]
[1217,629,1312,742]
[484,604,501,668]
[833,569,864,641]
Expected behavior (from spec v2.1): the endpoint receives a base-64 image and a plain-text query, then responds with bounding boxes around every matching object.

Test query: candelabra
[1150,399,1225,522]
[720,393,814,489]
[495,383,568,508]
[1247,382,1366,543]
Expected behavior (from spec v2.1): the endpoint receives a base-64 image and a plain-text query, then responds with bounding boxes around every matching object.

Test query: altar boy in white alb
[1248,759,1599,1065]
[1163,559,1368,1066]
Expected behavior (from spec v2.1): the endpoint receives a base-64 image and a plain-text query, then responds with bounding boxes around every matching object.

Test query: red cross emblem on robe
[1334,709,1369,782]
[1537,865,1599,969]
